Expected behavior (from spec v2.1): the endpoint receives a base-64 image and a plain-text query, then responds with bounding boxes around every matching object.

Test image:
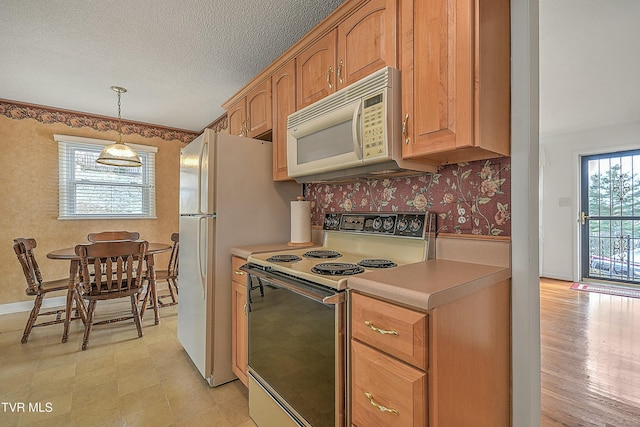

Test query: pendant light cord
[117,89,123,143]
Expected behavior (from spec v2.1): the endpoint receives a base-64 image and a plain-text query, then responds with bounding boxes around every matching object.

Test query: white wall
[511,0,540,424]
[540,120,640,281]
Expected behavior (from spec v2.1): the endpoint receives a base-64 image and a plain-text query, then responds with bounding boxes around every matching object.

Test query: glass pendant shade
[96,86,142,167]
[97,141,143,167]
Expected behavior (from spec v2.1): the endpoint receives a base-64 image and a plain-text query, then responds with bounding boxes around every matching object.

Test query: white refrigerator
[178,129,300,386]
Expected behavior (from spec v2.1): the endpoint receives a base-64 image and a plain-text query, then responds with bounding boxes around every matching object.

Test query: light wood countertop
[347,259,511,310]
[231,228,322,259]
[230,243,297,259]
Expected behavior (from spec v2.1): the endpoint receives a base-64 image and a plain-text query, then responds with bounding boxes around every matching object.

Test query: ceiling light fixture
[97,86,142,167]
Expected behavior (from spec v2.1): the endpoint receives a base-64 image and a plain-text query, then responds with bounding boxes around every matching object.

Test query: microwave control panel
[362,93,386,160]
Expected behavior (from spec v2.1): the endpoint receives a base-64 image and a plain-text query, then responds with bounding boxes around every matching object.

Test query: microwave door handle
[352,102,363,159]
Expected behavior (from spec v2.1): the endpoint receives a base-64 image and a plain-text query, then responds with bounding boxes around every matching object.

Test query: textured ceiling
[539,0,640,137]
[3,1,637,137]
[0,0,344,132]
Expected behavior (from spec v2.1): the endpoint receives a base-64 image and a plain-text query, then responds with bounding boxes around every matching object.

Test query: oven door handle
[322,292,345,305]
[242,266,344,305]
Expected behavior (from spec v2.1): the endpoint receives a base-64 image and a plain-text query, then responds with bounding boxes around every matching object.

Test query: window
[56,135,157,219]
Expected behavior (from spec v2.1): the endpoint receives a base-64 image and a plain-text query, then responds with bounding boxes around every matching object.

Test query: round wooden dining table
[47,242,171,342]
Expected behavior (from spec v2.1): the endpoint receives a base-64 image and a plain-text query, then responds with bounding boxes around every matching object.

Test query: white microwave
[286,67,435,183]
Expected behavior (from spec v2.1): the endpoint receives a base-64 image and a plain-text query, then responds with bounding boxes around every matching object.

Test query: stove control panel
[323,212,433,238]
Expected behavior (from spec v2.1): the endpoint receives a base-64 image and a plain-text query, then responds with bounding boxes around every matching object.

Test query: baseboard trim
[0,296,66,316]
[539,273,574,282]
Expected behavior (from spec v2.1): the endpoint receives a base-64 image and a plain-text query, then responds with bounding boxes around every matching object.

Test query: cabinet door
[400,0,510,163]
[272,60,296,181]
[337,0,397,89]
[351,340,426,427]
[246,78,272,138]
[227,99,246,136]
[296,29,337,109]
[231,256,248,387]
[400,0,469,158]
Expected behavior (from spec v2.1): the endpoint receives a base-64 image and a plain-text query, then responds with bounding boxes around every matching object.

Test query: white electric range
[241,212,436,427]
[247,212,436,290]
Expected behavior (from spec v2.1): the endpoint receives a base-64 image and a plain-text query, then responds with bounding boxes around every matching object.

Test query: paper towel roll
[290,198,311,244]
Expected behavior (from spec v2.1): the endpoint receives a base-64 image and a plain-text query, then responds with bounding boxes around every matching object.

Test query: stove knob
[332,217,340,227]
[372,217,382,230]
[397,218,408,231]
[324,216,333,228]
[383,217,394,230]
[409,218,423,232]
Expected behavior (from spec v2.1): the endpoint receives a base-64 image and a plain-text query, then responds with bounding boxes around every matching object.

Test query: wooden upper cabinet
[297,0,397,109]
[337,0,397,88]
[296,30,337,109]
[246,78,272,137]
[226,78,272,138]
[400,0,510,164]
[227,99,246,136]
[272,60,296,181]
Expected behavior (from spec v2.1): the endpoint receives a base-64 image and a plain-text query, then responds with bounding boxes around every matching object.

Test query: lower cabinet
[351,340,426,426]
[231,255,248,387]
[350,280,511,426]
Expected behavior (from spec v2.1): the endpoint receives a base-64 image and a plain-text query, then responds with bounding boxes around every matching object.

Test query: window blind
[55,135,157,220]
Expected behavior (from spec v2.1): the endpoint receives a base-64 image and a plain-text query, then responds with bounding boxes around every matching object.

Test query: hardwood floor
[540,278,640,426]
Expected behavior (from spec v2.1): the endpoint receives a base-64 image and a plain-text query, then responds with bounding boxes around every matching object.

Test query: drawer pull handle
[234,271,245,276]
[365,321,399,336]
[365,392,399,416]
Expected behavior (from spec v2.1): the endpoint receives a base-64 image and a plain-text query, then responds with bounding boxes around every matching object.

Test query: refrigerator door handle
[197,140,208,215]
[197,216,207,300]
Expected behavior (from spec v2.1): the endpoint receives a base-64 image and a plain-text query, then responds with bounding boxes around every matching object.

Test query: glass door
[581,149,640,284]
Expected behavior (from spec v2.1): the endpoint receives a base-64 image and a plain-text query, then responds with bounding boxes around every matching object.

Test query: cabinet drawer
[351,340,426,427]
[232,256,248,285]
[351,292,427,370]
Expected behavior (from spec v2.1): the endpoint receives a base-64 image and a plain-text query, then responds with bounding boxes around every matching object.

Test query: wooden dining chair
[143,232,179,308]
[87,231,140,242]
[75,240,148,350]
[13,238,84,343]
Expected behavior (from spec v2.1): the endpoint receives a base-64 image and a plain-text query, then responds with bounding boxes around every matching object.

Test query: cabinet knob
[234,270,245,276]
[337,60,344,85]
[327,66,333,90]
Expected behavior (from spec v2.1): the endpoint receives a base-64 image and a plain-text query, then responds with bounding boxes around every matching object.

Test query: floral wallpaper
[0,99,199,143]
[304,158,511,236]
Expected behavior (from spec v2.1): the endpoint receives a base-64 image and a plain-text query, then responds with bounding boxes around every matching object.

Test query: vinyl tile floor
[0,300,255,427]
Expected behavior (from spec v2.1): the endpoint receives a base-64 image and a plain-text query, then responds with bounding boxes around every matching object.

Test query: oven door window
[248,278,336,427]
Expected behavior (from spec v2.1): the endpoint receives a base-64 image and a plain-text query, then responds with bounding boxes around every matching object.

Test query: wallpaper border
[0,99,199,144]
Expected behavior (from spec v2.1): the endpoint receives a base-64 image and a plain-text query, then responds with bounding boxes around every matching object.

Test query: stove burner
[357,258,398,269]
[311,262,365,276]
[303,250,342,259]
[266,254,302,263]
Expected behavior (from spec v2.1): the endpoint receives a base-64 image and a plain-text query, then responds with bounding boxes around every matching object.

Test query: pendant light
[97,86,142,167]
